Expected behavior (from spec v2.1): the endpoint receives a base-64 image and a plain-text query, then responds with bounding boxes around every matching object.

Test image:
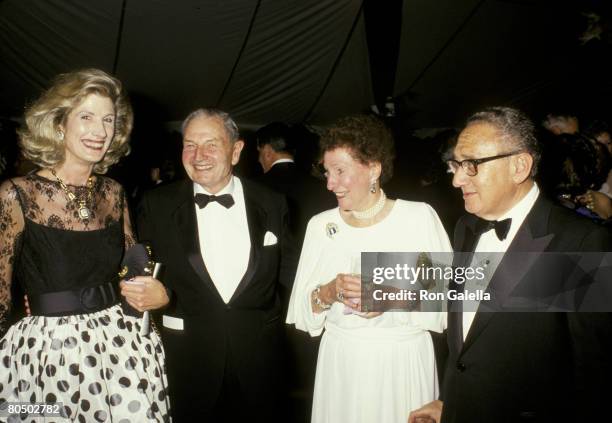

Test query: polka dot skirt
[0,305,171,422]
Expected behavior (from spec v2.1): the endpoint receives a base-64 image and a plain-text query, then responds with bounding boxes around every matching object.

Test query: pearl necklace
[50,168,95,221]
[352,189,386,220]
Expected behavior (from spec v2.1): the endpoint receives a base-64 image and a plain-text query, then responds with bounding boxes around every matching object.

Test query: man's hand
[408,400,443,423]
[120,276,169,312]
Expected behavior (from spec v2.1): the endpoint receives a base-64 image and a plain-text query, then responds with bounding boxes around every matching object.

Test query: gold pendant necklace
[50,168,95,221]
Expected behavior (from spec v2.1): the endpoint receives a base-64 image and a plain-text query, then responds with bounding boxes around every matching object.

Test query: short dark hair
[255,122,295,155]
[319,115,395,184]
[466,107,541,177]
[553,134,607,196]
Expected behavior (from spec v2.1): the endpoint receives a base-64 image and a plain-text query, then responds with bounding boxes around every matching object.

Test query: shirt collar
[193,176,236,196]
[271,158,294,167]
[497,183,539,237]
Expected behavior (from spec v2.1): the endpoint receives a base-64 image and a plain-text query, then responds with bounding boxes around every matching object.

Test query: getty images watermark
[371,257,489,302]
[356,251,612,313]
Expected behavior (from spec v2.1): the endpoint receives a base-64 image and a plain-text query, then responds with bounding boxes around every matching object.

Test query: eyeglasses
[446,151,523,176]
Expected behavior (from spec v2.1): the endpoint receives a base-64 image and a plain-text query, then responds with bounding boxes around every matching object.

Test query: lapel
[448,216,479,355]
[461,196,555,353]
[228,180,266,303]
[455,216,480,267]
[171,181,225,302]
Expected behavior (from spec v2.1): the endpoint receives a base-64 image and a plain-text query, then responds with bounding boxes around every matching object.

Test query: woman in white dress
[286,115,452,423]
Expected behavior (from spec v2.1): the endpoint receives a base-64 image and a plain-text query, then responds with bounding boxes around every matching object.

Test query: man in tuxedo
[255,122,333,418]
[409,107,610,423]
[137,109,295,422]
[255,122,333,244]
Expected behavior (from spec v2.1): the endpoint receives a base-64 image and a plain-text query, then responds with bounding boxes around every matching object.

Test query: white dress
[286,200,452,423]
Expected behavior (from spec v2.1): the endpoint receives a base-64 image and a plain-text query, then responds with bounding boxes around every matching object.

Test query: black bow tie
[475,218,512,241]
[194,193,235,209]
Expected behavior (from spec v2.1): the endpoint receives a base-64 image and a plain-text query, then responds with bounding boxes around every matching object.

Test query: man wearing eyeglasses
[409,107,611,423]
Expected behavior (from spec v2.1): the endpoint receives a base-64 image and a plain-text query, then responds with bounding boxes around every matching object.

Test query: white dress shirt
[194,176,251,303]
[462,184,540,339]
[270,158,294,167]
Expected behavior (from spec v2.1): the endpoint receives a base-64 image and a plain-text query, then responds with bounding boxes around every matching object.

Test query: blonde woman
[0,69,171,421]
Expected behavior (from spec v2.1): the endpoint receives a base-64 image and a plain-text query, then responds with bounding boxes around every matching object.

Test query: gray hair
[466,107,541,177]
[181,108,239,143]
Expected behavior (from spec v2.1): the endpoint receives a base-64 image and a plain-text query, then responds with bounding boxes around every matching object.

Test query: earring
[57,130,64,140]
[370,180,377,194]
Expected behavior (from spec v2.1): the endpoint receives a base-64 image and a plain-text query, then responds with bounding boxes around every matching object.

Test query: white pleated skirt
[311,323,438,423]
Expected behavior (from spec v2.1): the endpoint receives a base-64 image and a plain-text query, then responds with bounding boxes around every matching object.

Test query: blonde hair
[18,68,133,173]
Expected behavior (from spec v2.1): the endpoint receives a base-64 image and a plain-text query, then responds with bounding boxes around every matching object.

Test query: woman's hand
[578,190,612,219]
[333,273,362,310]
[336,274,384,318]
[120,276,169,312]
[312,274,358,313]
[312,274,384,317]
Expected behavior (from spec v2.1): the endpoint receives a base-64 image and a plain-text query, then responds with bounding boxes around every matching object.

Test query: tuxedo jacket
[137,178,296,420]
[256,162,334,245]
[441,195,611,423]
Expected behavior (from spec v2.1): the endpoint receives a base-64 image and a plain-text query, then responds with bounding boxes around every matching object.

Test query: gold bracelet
[313,285,331,310]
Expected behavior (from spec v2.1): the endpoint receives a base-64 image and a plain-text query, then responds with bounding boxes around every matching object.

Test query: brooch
[326,222,339,239]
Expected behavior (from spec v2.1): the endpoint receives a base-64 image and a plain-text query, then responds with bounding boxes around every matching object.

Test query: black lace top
[0,173,135,334]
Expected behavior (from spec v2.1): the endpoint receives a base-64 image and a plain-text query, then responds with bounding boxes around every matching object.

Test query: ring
[337,289,344,301]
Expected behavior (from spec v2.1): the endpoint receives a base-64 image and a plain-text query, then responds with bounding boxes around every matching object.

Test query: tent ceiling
[1,0,610,129]
[394,0,596,128]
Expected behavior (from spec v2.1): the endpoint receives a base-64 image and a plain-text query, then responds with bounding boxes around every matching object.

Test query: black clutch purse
[119,243,155,317]
[119,243,166,336]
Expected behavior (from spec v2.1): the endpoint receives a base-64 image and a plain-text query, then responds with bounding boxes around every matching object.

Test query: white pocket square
[263,231,278,246]
[162,315,184,330]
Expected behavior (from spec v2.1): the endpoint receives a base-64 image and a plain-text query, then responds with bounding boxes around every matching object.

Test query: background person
[255,121,334,245]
